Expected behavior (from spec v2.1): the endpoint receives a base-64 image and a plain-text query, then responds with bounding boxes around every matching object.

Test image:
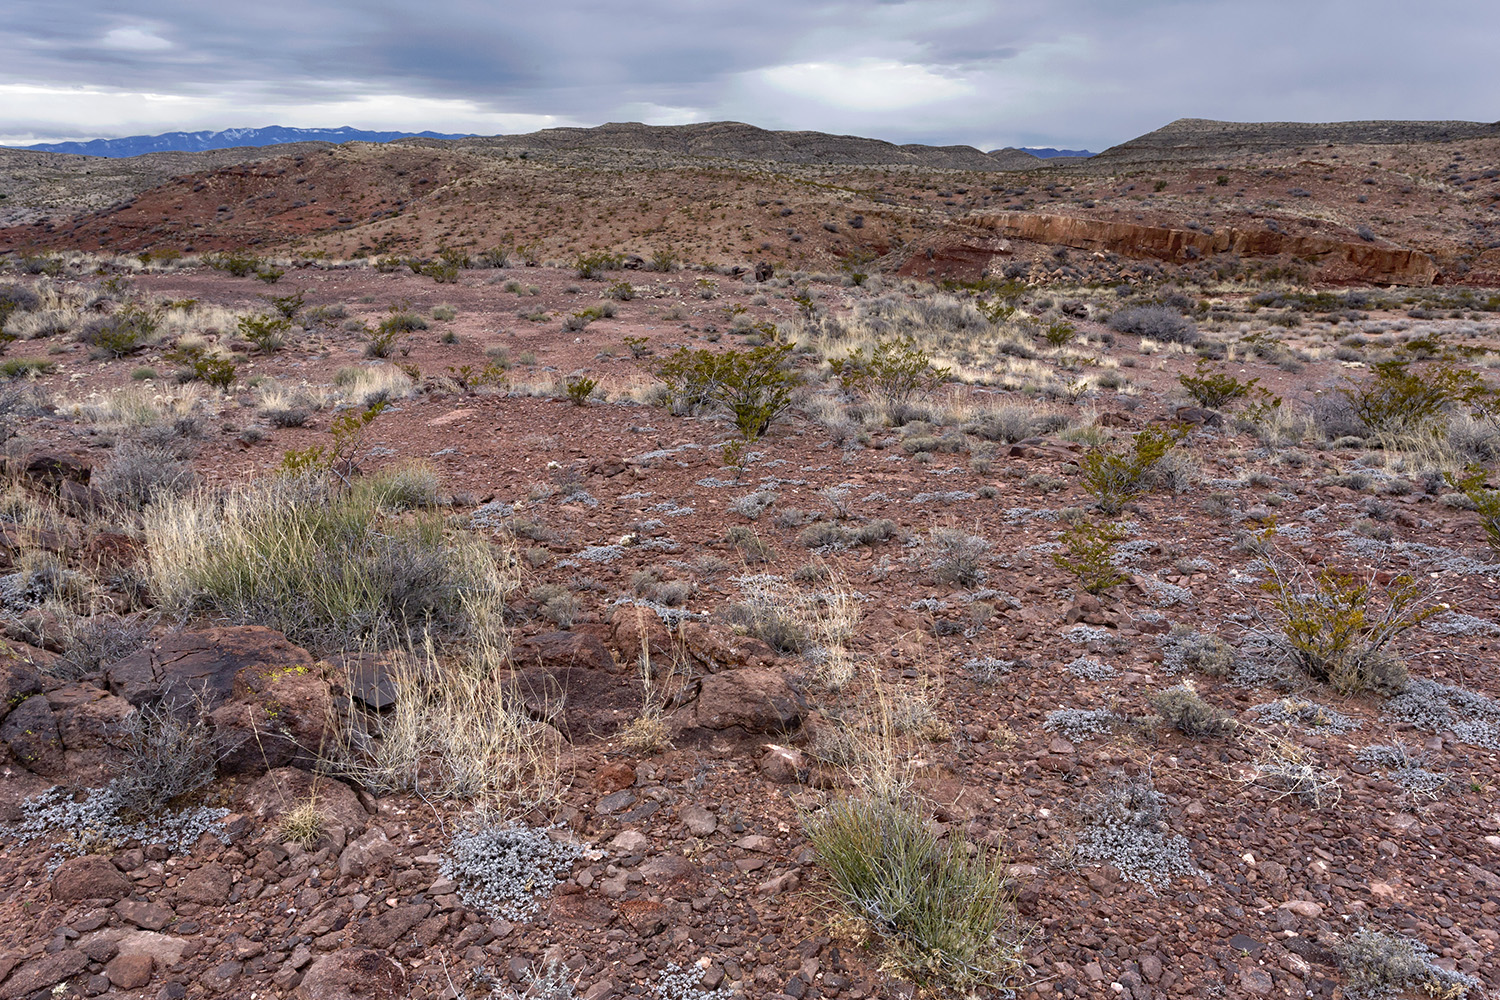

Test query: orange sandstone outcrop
[968,212,1437,285]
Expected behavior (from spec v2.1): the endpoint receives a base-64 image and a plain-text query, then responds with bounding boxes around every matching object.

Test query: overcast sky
[3,0,1496,151]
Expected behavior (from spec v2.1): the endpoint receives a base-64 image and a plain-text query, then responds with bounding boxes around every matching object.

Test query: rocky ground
[0,252,1498,1000]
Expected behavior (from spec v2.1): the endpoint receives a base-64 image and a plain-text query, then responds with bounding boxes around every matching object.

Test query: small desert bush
[804,795,1021,993]
[440,817,584,918]
[238,313,292,354]
[1150,684,1235,738]
[93,442,198,510]
[1053,520,1129,594]
[0,358,54,379]
[362,461,441,511]
[924,525,991,586]
[1446,467,1500,554]
[827,336,949,404]
[1341,359,1491,445]
[1332,928,1479,1000]
[1069,772,1201,888]
[144,470,513,653]
[1257,557,1437,695]
[564,375,597,405]
[327,650,555,806]
[79,304,158,358]
[574,251,624,279]
[110,697,220,815]
[1178,361,1257,409]
[655,343,801,439]
[1108,305,1199,345]
[1078,424,1187,514]
[278,799,327,850]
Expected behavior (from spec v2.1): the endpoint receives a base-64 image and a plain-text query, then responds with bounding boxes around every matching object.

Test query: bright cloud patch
[757,59,972,111]
[100,27,172,52]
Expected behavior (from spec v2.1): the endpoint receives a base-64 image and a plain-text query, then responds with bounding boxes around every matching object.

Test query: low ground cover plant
[804,794,1020,992]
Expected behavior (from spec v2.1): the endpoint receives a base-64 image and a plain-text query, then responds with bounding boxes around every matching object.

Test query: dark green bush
[1078,424,1187,514]
[828,336,949,404]
[655,343,801,440]
[1179,361,1258,408]
[238,313,292,354]
[575,251,625,279]
[80,304,157,358]
[1053,520,1129,594]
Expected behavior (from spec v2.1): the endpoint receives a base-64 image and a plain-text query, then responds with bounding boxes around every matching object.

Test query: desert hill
[1082,117,1500,169]
[424,120,1046,171]
[3,117,1500,287]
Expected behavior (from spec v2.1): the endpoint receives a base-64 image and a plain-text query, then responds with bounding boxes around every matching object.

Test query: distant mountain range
[1020,147,1094,158]
[15,126,475,158]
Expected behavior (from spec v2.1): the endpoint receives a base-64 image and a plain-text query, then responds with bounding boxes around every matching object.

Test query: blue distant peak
[1020,147,1094,159]
[13,126,477,158]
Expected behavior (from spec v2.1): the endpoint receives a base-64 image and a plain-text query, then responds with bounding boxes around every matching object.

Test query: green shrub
[203,250,262,277]
[80,304,157,358]
[1179,361,1258,408]
[478,244,511,268]
[828,336,949,404]
[279,401,386,475]
[603,280,634,301]
[655,343,801,440]
[1151,685,1235,738]
[238,313,292,354]
[1446,467,1500,554]
[805,795,1020,993]
[1259,560,1436,695]
[1042,320,1077,347]
[262,289,305,319]
[0,358,54,379]
[565,375,598,406]
[574,251,624,279]
[193,356,237,390]
[1053,520,1129,594]
[1341,359,1491,442]
[1078,424,1187,514]
[381,310,428,333]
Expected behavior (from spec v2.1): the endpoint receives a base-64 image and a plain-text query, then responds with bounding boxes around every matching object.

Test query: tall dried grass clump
[144,469,515,654]
[326,644,559,808]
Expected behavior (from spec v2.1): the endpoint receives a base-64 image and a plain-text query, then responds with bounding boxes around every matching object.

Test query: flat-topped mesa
[968,212,1438,286]
[1084,117,1500,168]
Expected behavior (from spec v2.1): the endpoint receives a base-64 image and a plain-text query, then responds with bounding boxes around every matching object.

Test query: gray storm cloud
[3,0,1497,149]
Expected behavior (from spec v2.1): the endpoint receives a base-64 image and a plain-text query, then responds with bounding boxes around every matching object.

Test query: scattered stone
[115,899,174,931]
[0,949,88,1000]
[297,949,406,1000]
[52,855,132,903]
[678,804,717,836]
[106,953,154,990]
[106,626,314,708]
